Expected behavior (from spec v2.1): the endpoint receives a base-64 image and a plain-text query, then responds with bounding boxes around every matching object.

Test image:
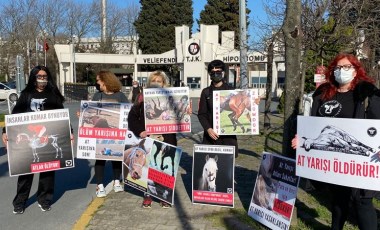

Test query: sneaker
[114,184,124,193]
[142,195,152,208]
[13,207,24,214]
[160,201,171,209]
[96,187,106,198]
[38,203,51,212]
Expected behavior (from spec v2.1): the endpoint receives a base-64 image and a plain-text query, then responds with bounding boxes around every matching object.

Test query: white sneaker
[96,187,106,198]
[114,184,124,193]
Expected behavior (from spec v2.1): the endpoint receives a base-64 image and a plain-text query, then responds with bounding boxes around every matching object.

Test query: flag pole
[44,39,47,67]
[27,40,31,74]
[35,38,38,65]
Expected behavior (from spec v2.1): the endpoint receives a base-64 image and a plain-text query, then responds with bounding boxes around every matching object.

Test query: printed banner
[213,89,259,135]
[123,137,182,205]
[6,109,74,176]
[296,116,380,191]
[77,101,132,161]
[192,144,235,208]
[248,153,299,230]
[143,87,191,134]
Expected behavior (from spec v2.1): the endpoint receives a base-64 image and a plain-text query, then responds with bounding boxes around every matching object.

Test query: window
[250,63,266,71]
[187,77,201,89]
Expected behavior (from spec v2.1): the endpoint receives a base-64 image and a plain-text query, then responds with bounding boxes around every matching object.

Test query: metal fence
[63,83,131,102]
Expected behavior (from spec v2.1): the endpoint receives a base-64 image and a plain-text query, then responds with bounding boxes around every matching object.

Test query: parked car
[0,82,18,102]
[4,81,16,89]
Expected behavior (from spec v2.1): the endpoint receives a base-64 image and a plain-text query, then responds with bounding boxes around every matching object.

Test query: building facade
[55,24,285,97]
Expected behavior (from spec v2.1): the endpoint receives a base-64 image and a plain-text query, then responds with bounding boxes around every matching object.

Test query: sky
[122,0,266,37]
[1,0,267,40]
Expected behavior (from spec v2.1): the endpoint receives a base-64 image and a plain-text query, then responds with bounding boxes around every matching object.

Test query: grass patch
[204,208,267,229]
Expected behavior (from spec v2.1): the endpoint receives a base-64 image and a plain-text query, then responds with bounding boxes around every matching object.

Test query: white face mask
[334,68,354,85]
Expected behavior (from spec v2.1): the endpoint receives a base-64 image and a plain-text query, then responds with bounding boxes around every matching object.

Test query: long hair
[24,65,65,102]
[97,70,122,92]
[321,53,374,100]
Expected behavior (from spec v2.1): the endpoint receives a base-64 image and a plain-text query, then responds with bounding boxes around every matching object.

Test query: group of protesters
[2,54,379,229]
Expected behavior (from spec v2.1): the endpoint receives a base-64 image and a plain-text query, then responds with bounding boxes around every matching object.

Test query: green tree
[198,0,250,49]
[135,0,193,55]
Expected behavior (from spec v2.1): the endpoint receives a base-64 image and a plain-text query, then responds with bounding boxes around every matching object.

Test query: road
[0,98,278,230]
[0,102,96,230]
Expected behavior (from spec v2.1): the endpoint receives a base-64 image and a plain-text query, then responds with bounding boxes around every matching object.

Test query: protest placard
[143,87,191,134]
[6,109,74,176]
[213,89,259,135]
[192,144,235,208]
[296,116,380,191]
[123,137,182,205]
[248,153,299,230]
[77,101,132,161]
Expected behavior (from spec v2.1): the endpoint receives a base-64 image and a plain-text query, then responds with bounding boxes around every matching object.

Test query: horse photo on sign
[123,138,153,192]
[123,137,182,205]
[77,101,131,161]
[143,87,191,134]
[192,144,235,208]
[248,153,299,230]
[213,89,259,135]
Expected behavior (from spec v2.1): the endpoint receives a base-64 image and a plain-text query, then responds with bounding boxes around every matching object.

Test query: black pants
[95,160,122,185]
[331,185,377,230]
[13,171,55,208]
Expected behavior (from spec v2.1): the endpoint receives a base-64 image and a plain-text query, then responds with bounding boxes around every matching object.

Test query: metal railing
[64,83,131,102]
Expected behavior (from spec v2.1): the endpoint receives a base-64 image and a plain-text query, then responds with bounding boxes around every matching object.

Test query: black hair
[23,65,65,103]
[207,60,226,73]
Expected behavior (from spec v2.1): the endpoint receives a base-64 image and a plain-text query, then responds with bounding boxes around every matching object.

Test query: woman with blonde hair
[128,70,176,208]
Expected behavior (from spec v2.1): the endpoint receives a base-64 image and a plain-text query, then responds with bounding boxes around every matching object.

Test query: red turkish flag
[44,40,49,51]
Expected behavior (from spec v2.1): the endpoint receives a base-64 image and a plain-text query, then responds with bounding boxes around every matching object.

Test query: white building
[55,24,285,97]
[79,36,137,55]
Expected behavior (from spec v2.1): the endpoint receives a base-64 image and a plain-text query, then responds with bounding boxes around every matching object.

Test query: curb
[73,182,114,229]
[72,197,105,230]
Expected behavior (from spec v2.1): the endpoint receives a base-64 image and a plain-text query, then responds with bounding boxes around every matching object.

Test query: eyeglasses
[36,75,48,79]
[334,65,354,71]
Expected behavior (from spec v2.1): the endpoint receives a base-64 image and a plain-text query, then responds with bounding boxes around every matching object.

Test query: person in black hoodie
[292,53,380,230]
[197,60,239,156]
[2,66,70,214]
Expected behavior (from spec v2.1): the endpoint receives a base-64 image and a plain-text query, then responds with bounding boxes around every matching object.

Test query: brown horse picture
[219,91,252,133]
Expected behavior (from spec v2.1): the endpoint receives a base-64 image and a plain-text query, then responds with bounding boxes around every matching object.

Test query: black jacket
[197,83,238,154]
[311,81,380,198]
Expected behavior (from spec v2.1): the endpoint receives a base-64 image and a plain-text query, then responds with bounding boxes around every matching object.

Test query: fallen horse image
[301,125,377,156]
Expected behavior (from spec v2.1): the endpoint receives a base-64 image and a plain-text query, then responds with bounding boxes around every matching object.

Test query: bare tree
[282,0,302,157]
[65,0,98,45]
[0,0,38,79]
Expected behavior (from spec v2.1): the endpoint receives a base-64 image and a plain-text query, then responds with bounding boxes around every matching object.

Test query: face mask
[133,84,138,88]
[36,79,48,89]
[210,71,224,83]
[95,83,101,91]
[149,82,163,88]
[334,68,354,85]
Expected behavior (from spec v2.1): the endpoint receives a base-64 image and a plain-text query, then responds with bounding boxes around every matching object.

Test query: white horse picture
[198,155,218,192]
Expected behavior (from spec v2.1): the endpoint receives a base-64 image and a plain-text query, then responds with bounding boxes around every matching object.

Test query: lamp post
[71,35,77,83]
[86,64,90,85]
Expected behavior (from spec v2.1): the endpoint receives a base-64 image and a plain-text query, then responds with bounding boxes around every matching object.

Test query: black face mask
[210,71,224,83]
[95,83,101,91]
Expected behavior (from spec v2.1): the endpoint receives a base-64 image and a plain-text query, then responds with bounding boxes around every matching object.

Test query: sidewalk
[80,134,264,230]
